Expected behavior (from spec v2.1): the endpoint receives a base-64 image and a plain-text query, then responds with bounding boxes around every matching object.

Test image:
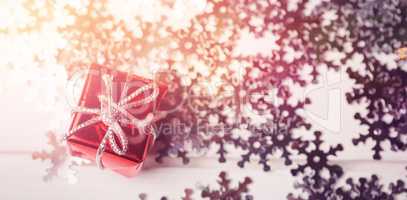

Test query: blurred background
[0,0,406,199]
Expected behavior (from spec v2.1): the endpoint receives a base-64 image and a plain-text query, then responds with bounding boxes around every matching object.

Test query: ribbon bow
[65,74,159,169]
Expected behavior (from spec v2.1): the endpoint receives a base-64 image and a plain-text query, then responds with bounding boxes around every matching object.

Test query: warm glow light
[397,47,407,60]
[0,1,31,32]
[0,0,222,111]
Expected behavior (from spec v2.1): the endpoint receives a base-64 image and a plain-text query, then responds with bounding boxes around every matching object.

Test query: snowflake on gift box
[291,131,344,186]
[335,175,407,200]
[200,171,253,200]
[32,131,90,183]
[346,60,407,159]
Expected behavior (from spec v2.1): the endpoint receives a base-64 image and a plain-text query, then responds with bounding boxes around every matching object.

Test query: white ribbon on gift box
[64,74,159,169]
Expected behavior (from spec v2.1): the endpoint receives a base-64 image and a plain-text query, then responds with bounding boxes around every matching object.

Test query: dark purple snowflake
[153,62,242,164]
[234,0,356,81]
[287,175,338,200]
[340,0,407,161]
[355,0,407,54]
[236,97,311,171]
[201,171,253,200]
[346,60,407,159]
[336,175,407,200]
[248,55,308,87]
[139,188,193,200]
[289,174,407,200]
[151,0,249,164]
[223,45,312,170]
[291,131,344,186]
[153,69,203,164]
[138,171,252,200]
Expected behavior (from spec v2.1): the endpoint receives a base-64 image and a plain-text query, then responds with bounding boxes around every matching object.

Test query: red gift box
[66,64,167,177]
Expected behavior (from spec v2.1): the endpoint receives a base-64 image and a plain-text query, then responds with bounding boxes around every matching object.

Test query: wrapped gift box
[67,64,167,177]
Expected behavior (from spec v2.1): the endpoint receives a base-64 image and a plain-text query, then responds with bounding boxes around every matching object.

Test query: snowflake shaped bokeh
[57,0,172,76]
[354,0,407,55]
[8,1,406,198]
[0,0,55,34]
[51,0,365,167]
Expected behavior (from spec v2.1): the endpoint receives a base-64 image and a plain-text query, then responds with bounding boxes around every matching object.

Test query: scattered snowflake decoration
[346,60,407,159]
[336,175,407,200]
[289,174,407,200]
[139,188,193,200]
[32,131,68,181]
[57,0,172,76]
[352,0,407,55]
[291,131,344,186]
[287,175,338,200]
[50,0,359,168]
[167,0,244,68]
[153,69,209,164]
[138,171,252,200]
[3,0,406,198]
[200,171,253,200]
[0,0,55,34]
[236,97,311,171]
[235,0,355,81]
[32,131,90,183]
